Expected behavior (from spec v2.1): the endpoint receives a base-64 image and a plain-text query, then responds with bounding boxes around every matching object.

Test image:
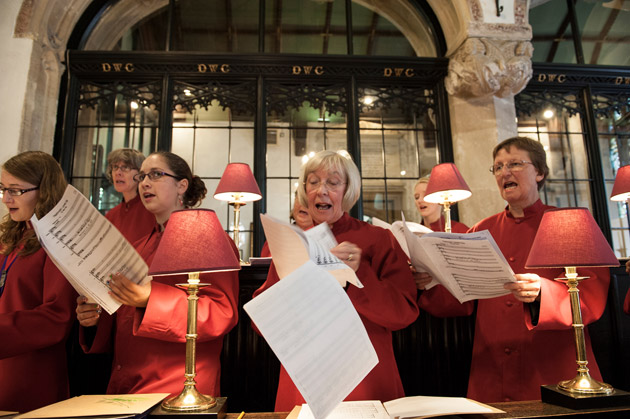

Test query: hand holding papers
[400,220,515,303]
[31,185,149,314]
[244,261,378,419]
[260,213,362,288]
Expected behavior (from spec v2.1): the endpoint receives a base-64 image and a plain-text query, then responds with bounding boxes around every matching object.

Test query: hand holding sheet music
[260,213,362,288]
[31,185,149,314]
[400,221,515,303]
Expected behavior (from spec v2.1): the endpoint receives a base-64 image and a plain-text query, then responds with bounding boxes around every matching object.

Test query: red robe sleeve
[0,254,77,358]
[132,269,239,342]
[345,228,418,330]
[526,267,609,330]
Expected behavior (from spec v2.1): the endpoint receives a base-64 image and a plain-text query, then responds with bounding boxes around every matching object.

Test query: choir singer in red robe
[0,151,77,412]
[103,148,154,244]
[254,149,419,411]
[416,136,610,403]
[76,151,239,397]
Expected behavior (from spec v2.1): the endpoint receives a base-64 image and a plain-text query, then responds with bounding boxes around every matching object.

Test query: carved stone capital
[445,37,533,99]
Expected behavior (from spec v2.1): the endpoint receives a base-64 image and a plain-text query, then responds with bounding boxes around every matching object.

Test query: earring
[178,195,183,206]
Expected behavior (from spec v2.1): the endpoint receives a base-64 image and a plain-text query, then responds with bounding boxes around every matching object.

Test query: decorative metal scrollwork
[591,91,630,119]
[266,82,347,117]
[172,80,256,116]
[515,89,583,118]
[78,80,161,110]
[357,85,436,116]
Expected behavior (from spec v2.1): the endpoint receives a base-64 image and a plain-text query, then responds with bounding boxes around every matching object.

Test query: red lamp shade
[525,207,619,269]
[611,165,630,202]
[214,163,262,203]
[148,209,241,275]
[424,163,472,204]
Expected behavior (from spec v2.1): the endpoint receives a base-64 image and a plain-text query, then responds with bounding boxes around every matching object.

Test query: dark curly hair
[1,151,67,256]
[150,151,207,208]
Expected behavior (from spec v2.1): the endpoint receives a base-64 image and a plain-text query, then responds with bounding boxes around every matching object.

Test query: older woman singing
[254,150,419,411]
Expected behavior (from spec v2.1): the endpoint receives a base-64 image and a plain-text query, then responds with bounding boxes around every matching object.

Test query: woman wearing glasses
[103,148,154,244]
[76,151,239,397]
[417,137,609,402]
[0,151,77,412]
[254,150,418,411]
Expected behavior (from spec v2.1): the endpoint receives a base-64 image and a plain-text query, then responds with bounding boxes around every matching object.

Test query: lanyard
[0,250,19,298]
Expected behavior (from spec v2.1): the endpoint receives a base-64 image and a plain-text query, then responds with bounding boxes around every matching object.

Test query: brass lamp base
[541,385,630,410]
[558,371,614,395]
[162,385,217,411]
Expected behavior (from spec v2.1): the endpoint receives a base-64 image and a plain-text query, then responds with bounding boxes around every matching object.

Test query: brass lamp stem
[161,272,217,411]
[442,201,452,233]
[557,266,613,396]
[232,201,242,252]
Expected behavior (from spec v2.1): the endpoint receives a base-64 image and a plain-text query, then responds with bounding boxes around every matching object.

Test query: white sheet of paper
[297,401,389,419]
[371,217,432,258]
[30,185,149,314]
[383,395,504,418]
[244,261,378,419]
[14,393,169,418]
[402,221,515,303]
[260,213,362,288]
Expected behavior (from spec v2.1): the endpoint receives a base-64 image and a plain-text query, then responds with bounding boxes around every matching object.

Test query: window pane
[172,0,259,52]
[359,85,438,223]
[575,0,630,66]
[530,0,575,64]
[265,0,347,54]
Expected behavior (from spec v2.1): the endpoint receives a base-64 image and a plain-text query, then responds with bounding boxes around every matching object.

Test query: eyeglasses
[133,170,184,182]
[304,177,346,191]
[0,186,39,198]
[111,164,134,172]
[490,160,534,176]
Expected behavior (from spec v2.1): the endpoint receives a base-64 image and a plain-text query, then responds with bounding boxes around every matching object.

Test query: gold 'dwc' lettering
[537,73,566,83]
[101,63,135,72]
[197,64,231,73]
[384,67,414,77]
[615,76,630,85]
[292,65,324,75]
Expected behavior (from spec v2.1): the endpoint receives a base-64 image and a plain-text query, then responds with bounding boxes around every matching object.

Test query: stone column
[445,37,533,226]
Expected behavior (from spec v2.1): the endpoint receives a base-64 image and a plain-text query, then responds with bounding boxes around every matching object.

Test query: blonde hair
[415,175,431,189]
[297,150,361,212]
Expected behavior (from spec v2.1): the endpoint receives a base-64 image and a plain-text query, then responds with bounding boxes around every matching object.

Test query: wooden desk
[219,400,630,419]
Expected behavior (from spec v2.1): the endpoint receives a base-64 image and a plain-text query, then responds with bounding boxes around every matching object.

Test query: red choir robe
[81,222,239,396]
[105,194,155,244]
[428,216,469,233]
[418,200,609,402]
[624,289,630,314]
[0,244,77,412]
[253,212,419,411]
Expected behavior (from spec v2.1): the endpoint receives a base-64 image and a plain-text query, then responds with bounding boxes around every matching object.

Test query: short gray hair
[297,150,361,212]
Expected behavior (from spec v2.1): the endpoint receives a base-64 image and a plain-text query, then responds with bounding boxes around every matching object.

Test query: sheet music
[244,261,378,419]
[371,217,432,258]
[31,185,149,314]
[297,401,389,419]
[401,221,515,303]
[260,213,362,288]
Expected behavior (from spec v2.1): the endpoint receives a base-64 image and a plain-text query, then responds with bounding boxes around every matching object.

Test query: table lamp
[610,165,630,204]
[149,209,241,411]
[525,207,619,401]
[214,162,262,263]
[423,163,472,232]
